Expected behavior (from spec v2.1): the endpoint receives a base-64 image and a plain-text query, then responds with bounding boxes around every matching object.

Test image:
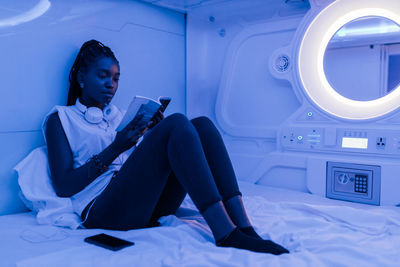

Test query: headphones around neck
[76,99,118,124]
[85,106,105,124]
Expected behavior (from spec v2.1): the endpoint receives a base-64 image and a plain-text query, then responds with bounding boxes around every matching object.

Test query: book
[116,95,171,131]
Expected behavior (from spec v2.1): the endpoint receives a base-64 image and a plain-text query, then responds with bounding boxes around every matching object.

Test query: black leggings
[82,113,241,230]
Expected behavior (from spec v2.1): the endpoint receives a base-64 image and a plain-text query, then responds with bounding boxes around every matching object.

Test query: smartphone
[159,97,171,112]
[84,233,134,251]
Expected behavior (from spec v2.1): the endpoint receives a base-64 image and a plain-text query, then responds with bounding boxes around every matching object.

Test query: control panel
[326,162,381,205]
[280,126,400,156]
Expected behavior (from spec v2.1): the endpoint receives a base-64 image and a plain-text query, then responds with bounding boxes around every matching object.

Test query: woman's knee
[191,116,213,127]
[160,113,197,137]
[166,114,214,128]
[190,116,217,134]
[165,113,190,125]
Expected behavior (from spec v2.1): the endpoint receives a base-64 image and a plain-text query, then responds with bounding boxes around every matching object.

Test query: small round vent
[274,55,290,72]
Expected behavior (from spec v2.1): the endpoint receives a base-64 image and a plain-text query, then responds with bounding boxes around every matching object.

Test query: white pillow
[14,146,81,229]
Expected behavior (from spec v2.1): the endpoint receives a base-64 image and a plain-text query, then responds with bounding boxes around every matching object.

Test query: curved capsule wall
[0,0,186,215]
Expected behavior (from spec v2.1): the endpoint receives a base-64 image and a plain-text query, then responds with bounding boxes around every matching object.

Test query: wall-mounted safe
[326,162,381,205]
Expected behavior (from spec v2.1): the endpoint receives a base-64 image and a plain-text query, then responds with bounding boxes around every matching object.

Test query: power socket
[376,137,386,149]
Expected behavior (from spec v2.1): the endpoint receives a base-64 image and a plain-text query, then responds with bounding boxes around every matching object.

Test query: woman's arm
[46,112,121,197]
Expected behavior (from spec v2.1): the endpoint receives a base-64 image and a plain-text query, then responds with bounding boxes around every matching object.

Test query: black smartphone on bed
[84,233,134,251]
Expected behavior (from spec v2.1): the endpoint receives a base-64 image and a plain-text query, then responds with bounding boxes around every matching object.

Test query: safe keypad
[355,175,368,193]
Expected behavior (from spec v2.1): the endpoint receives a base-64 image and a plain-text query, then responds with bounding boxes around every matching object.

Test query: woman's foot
[216,228,289,255]
[239,226,263,240]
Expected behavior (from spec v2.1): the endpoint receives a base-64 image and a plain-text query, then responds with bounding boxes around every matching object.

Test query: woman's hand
[148,110,165,129]
[112,115,147,153]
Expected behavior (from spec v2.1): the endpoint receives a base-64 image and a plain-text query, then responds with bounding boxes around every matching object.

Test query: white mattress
[2,181,400,267]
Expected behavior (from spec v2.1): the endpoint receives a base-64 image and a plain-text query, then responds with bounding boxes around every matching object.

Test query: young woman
[45,40,289,255]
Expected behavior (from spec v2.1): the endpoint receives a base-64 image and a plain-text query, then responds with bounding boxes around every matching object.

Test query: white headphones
[76,99,118,124]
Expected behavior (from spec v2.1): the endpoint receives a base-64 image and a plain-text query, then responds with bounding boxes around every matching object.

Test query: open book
[116,95,171,131]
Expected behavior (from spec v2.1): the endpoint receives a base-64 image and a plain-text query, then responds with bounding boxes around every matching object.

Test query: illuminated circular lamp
[298,0,400,120]
[0,0,51,28]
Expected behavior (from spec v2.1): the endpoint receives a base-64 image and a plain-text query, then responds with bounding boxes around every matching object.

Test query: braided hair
[67,40,119,106]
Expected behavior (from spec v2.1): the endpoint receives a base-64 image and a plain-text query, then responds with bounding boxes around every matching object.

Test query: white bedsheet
[2,181,400,267]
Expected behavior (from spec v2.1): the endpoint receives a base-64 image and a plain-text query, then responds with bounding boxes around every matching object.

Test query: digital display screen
[342,137,368,149]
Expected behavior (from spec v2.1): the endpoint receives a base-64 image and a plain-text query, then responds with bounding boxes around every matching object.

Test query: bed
[2,180,400,267]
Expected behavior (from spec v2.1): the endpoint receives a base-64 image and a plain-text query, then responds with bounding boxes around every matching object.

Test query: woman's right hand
[112,115,147,153]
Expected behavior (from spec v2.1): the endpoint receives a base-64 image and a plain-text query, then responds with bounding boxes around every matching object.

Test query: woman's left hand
[148,110,164,129]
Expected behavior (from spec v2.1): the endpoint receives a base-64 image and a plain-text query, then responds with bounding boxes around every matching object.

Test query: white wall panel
[0,131,44,215]
[217,29,301,135]
[187,12,307,181]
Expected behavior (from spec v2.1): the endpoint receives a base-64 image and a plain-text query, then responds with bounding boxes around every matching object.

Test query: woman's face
[79,57,120,109]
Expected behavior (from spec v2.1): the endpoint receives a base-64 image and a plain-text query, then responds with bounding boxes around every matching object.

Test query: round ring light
[298,0,400,120]
[0,0,50,28]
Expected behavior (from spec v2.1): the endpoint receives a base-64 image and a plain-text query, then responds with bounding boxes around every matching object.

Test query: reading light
[298,0,400,120]
[0,0,51,27]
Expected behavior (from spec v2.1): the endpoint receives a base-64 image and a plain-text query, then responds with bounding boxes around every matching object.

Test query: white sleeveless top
[43,99,131,216]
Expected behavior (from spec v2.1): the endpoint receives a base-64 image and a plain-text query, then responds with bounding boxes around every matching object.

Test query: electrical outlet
[376,137,386,149]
